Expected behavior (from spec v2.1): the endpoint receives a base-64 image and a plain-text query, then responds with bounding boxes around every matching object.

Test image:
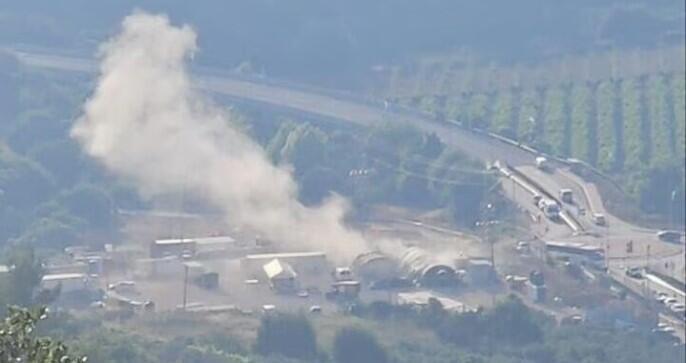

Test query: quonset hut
[399,247,458,287]
[351,251,398,283]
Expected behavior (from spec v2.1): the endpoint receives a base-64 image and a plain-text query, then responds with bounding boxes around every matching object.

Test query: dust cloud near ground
[72,12,371,263]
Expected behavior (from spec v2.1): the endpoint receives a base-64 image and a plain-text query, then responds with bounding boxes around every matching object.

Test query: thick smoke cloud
[72,12,368,262]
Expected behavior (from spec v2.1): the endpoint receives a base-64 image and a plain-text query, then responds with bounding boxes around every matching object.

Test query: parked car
[625,267,643,279]
[516,241,530,253]
[655,292,669,303]
[670,303,685,313]
[663,297,678,306]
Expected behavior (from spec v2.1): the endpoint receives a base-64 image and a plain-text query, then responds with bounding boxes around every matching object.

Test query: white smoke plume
[72,12,368,262]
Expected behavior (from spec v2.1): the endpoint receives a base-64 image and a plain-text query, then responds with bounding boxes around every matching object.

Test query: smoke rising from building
[72,12,368,262]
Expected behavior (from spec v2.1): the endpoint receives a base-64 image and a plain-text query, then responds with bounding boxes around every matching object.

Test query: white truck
[535,156,549,171]
[591,213,606,226]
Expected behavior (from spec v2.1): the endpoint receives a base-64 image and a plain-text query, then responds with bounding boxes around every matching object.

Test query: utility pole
[669,189,676,231]
[182,264,189,310]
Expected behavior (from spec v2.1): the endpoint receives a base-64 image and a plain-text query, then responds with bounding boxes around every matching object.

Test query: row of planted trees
[400,71,685,218]
[407,71,684,172]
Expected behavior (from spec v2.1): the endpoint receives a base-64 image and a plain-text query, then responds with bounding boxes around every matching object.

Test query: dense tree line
[5,298,682,363]
[350,296,683,363]
[403,70,686,222]
[263,119,495,227]
[2,1,684,86]
[0,59,135,253]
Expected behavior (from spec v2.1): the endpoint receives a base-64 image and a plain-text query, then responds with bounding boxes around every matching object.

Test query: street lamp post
[669,189,676,230]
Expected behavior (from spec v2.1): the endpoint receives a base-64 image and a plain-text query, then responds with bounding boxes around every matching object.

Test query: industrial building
[150,238,196,258]
[150,235,237,258]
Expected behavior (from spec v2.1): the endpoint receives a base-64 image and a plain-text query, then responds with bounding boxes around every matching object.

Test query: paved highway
[8,47,684,286]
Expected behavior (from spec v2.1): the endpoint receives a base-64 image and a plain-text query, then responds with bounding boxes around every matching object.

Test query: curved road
[8,47,684,286]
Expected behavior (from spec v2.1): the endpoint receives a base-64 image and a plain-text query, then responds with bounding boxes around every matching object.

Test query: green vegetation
[0,306,86,363]
[4,1,684,85]
[333,327,388,363]
[569,83,596,164]
[595,80,621,172]
[491,90,515,138]
[0,59,130,254]
[621,78,646,170]
[6,297,680,363]
[350,296,683,363]
[542,86,570,156]
[396,49,686,222]
[255,314,317,360]
[263,119,494,226]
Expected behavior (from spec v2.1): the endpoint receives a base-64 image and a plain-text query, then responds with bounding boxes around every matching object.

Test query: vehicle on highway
[663,297,678,306]
[653,325,676,334]
[538,199,561,220]
[625,267,643,279]
[670,303,685,313]
[516,241,530,253]
[657,230,683,243]
[535,156,549,170]
[559,189,573,203]
[591,213,606,226]
[262,305,277,314]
